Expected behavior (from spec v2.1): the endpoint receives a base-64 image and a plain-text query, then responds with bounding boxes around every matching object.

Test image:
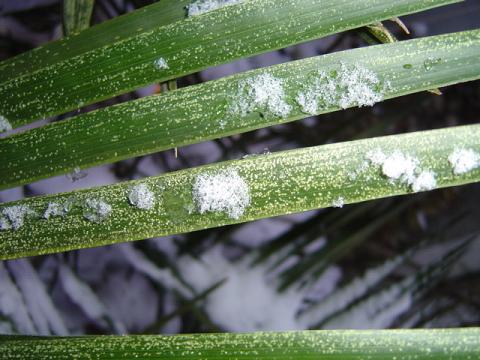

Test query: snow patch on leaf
[0,115,12,133]
[43,202,69,219]
[366,149,437,193]
[153,57,169,70]
[84,199,112,223]
[231,73,292,118]
[187,0,243,17]
[296,63,388,115]
[193,168,250,219]
[448,148,480,175]
[128,184,155,210]
[1,205,35,230]
[332,197,345,208]
[411,171,437,192]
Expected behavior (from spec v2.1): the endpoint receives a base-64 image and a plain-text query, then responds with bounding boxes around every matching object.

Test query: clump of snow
[192,168,250,219]
[448,148,480,175]
[178,248,303,331]
[411,171,437,192]
[365,148,387,166]
[295,91,319,115]
[84,199,112,223]
[379,151,418,184]
[128,184,155,210]
[0,205,35,230]
[0,115,12,133]
[231,73,292,118]
[43,202,68,219]
[296,63,387,115]
[367,149,418,185]
[187,0,243,17]
[332,196,345,208]
[153,57,169,70]
[336,63,387,109]
[366,148,437,193]
[0,217,10,231]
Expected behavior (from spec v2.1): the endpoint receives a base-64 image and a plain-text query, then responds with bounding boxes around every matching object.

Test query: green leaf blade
[1,29,479,190]
[63,0,95,36]
[1,328,480,359]
[0,0,461,128]
[0,0,191,84]
[0,124,479,260]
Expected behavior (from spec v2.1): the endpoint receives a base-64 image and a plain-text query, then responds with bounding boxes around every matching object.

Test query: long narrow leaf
[0,124,479,260]
[0,0,460,128]
[0,264,36,335]
[0,0,191,84]
[2,29,479,190]
[1,328,479,359]
[63,0,95,36]
[6,260,68,335]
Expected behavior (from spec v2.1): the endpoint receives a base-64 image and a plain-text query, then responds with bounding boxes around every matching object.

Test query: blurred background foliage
[0,0,479,335]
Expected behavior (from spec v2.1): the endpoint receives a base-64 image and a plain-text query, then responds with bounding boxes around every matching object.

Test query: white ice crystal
[0,217,10,231]
[0,115,12,133]
[336,63,386,109]
[153,57,169,70]
[84,199,112,223]
[295,91,318,115]
[411,171,437,192]
[192,168,250,219]
[128,184,155,210]
[187,0,243,17]
[332,196,345,208]
[295,63,387,115]
[1,205,34,230]
[367,149,418,184]
[231,73,292,118]
[365,148,387,166]
[448,148,480,175]
[43,202,68,219]
[380,151,418,185]
[366,149,438,193]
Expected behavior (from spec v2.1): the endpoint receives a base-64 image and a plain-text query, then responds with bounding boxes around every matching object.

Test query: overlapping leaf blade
[1,328,479,359]
[0,124,479,260]
[1,29,479,190]
[0,0,460,127]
